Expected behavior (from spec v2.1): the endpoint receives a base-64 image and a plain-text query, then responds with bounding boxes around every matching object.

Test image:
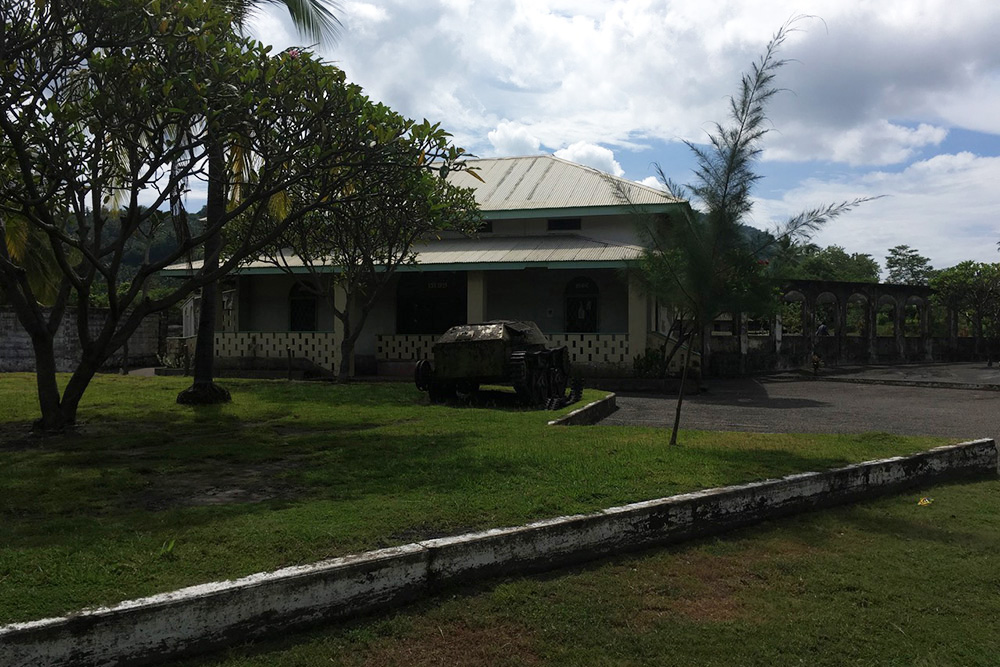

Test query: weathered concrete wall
[0,307,163,372]
[2,439,995,667]
[548,393,617,426]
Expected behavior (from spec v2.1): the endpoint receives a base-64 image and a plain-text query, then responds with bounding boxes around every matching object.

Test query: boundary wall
[2,439,995,667]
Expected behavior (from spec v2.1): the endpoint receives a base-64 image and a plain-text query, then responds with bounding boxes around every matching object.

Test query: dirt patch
[0,422,46,450]
[128,461,305,511]
[360,621,541,667]
[632,538,817,626]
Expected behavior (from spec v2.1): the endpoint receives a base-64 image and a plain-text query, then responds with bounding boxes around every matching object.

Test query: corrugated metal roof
[162,234,642,275]
[411,234,642,265]
[446,155,684,212]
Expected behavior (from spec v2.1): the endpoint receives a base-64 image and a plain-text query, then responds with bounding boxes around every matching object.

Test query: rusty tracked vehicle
[414,321,570,406]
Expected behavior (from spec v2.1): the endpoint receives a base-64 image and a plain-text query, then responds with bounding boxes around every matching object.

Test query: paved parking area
[601,371,1000,442]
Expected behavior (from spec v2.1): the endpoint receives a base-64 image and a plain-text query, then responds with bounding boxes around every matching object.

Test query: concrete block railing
[2,439,996,667]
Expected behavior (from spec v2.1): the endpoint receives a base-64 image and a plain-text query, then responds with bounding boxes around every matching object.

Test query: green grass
[187,477,1000,666]
[0,373,951,625]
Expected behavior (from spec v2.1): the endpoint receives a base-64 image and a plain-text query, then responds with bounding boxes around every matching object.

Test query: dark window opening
[565,276,599,332]
[289,283,317,332]
[547,218,581,231]
[396,272,467,335]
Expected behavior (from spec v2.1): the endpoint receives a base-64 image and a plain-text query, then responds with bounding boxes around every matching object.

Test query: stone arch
[876,294,897,337]
[815,292,838,336]
[846,293,868,337]
[781,290,806,335]
[903,295,925,337]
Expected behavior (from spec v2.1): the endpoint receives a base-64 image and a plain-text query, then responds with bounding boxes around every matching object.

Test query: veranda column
[467,271,487,324]
[627,272,648,364]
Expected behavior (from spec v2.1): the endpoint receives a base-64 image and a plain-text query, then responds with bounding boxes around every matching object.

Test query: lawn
[0,373,953,626]
[187,476,1000,667]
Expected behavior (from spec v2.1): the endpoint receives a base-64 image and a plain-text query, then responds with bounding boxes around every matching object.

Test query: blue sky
[250,0,1000,275]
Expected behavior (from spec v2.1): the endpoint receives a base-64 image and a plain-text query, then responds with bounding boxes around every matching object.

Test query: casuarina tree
[634,19,871,445]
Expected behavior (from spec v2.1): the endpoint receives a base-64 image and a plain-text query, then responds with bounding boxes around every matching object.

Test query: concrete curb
[2,439,996,667]
[820,376,1000,392]
[547,393,617,426]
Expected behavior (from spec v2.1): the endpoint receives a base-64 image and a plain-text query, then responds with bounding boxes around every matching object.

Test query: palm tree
[179,0,342,405]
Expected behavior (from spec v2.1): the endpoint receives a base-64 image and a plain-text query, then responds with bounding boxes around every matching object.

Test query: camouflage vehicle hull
[414,321,570,407]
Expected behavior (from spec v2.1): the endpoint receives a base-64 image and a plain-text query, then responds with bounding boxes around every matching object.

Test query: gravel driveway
[601,376,1000,442]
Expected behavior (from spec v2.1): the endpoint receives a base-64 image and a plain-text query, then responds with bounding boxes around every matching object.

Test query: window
[547,218,581,231]
[289,283,317,332]
[565,277,599,332]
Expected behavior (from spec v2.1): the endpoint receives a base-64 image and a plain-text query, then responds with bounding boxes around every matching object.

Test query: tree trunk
[668,326,695,447]
[177,141,230,405]
[55,357,102,428]
[30,331,66,431]
[337,304,353,381]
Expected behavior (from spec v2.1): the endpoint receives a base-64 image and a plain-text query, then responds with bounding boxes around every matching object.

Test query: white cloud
[245,1,1000,268]
[767,121,949,166]
[487,121,542,156]
[247,1,1000,168]
[752,152,1000,269]
[639,176,664,189]
[554,142,624,176]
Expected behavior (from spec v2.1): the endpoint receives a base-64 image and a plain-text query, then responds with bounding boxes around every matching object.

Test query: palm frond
[260,0,342,45]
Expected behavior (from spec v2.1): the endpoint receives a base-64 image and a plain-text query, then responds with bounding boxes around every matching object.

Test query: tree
[260,121,481,379]
[634,20,869,445]
[0,0,382,431]
[181,0,343,404]
[777,243,880,282]
[885,244,932,285]
[932,261,1000,363]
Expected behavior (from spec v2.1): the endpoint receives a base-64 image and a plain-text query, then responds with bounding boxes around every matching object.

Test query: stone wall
[0,307,164,372]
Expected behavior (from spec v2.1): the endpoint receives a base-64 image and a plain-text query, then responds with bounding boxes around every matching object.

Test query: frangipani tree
[180,0,343,404]
[0,0,384,431]
[259,115,482,379]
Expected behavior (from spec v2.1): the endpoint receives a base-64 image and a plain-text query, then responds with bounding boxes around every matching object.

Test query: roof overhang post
[627,270,648,367]
[467,271,486,324]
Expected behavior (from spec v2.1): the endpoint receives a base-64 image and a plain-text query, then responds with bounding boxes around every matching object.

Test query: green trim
[161,260,638,278]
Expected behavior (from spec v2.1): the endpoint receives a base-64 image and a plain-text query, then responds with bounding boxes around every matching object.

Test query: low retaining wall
[548,393,617,426]
[2,439,996,667]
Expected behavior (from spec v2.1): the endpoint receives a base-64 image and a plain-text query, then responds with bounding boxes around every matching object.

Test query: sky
[250,0,1000,275]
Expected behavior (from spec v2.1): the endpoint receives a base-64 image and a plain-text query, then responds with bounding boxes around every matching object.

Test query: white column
[467,271,487,324]
[627,271,648,362]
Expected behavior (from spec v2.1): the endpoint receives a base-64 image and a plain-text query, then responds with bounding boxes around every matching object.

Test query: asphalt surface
[601,365,1000,442]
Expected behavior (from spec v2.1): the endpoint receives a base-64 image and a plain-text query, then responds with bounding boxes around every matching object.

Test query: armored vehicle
[414,320,570,406]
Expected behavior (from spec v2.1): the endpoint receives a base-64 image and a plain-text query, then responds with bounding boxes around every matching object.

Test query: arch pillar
[921,299,933,361]
[836,295,847,363]
[866,290,878,362]
[894,296,906,361]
